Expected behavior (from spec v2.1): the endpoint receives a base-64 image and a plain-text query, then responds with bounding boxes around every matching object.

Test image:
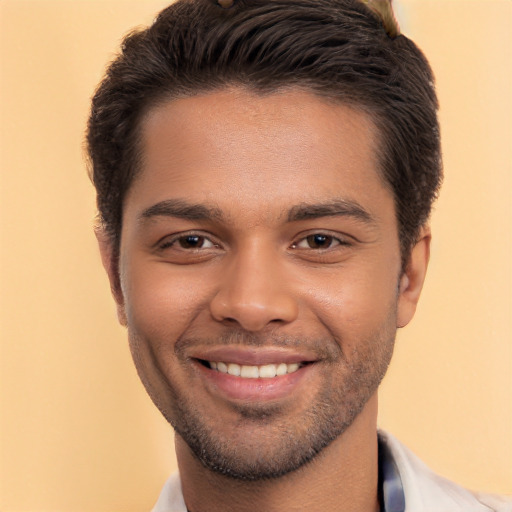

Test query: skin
[98,88,430,511]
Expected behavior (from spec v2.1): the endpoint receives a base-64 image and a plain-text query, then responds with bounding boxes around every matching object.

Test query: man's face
[109,89,419,479]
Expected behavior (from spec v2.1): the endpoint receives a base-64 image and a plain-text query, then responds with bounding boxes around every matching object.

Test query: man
[86,0,511,510]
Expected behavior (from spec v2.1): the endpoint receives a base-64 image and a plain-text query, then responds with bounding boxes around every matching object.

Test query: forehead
[126,88,392,223]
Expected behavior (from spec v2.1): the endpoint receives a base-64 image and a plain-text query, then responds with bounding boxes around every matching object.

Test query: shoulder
[150,435,512,512]
[379,430,512,512]
[150,473,187,512]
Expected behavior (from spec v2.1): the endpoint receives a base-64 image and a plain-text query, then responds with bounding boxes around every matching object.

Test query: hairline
[107,82,417,271]
[120,81,398,230]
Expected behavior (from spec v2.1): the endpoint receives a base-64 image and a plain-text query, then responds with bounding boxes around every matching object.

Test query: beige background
[1,0,511,510]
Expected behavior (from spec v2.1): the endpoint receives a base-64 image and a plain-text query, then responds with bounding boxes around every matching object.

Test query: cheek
[121,259,213,346]
[302,259,400,337]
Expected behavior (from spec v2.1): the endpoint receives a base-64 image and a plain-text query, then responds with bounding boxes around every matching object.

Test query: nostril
[209,287,299,331]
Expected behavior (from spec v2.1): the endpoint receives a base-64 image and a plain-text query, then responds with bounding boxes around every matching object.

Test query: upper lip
[188,346,318,366]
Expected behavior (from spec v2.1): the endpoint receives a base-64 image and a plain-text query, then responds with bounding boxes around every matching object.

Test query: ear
[397,226,431,328]
[95,226,127,326]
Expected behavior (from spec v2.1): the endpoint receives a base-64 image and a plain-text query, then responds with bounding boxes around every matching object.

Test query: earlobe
[397,226,431,328]
[95,226,127,326]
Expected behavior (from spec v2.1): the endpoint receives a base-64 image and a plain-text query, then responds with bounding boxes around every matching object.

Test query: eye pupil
[179,235,203,248]
[307,234,332,248]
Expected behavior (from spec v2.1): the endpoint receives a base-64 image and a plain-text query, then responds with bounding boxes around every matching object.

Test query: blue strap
[378,434,406,512]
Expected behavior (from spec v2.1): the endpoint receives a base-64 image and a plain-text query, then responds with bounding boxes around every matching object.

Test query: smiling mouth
[201,360,306,379]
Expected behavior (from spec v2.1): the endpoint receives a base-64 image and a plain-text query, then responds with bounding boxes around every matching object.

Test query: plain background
[1,0,511,510]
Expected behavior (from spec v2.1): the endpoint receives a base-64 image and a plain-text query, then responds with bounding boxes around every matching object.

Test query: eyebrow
[138,198,375,225]
[287,200,375,224]
[139,199,223,222]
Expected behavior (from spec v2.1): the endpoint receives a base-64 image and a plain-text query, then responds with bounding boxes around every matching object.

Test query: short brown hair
[87,0,442,264]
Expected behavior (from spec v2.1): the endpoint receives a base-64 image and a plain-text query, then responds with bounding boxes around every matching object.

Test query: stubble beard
[140,320,397,481]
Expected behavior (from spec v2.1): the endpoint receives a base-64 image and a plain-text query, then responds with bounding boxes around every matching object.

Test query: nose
[209,243,299,332]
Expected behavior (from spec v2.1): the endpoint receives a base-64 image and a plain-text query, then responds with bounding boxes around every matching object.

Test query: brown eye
[292,233,344,250]
[306,234,333,248]
[178,235,213,249]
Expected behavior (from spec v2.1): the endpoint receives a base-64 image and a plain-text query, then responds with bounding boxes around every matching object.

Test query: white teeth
[287,363,299,373]
[227,363,241,376]
[208,361,302,378]
[241,365,259,378]
[276,363,288,376]
[258,364,277,378]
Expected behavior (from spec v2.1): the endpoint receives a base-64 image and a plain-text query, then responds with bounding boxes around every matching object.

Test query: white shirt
[151,431,512,512]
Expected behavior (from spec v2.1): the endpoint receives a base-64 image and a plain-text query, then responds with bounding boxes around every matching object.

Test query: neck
[176,394,380,512]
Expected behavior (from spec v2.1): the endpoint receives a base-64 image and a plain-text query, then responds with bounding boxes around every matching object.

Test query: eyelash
[290,232,350,250]
[158,232,220,251]
[157,231,350,252]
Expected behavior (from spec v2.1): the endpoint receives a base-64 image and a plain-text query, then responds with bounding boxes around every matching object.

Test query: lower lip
[195,362,313,402]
